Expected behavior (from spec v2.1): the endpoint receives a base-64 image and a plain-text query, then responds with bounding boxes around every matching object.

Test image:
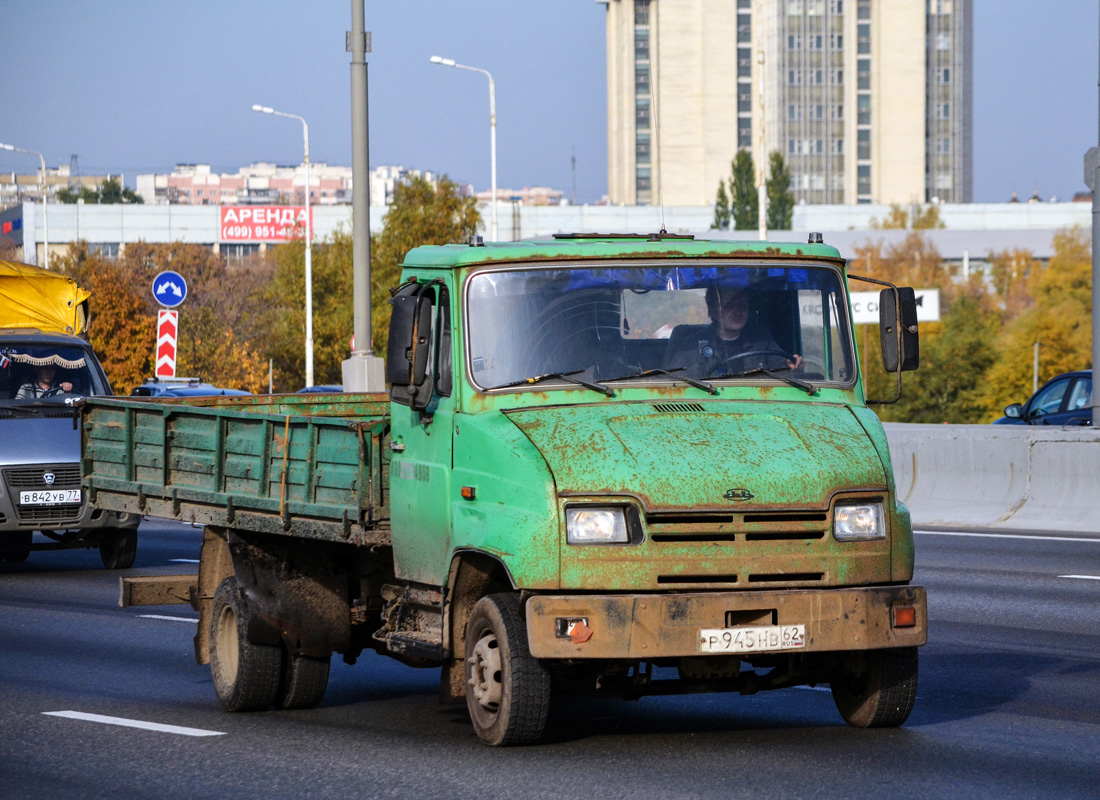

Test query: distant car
[297,384,344,393]
[130,377,252,398]
[993,370,1092,426]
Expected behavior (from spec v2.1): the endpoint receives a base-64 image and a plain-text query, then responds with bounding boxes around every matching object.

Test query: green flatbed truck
[82,233,926,745]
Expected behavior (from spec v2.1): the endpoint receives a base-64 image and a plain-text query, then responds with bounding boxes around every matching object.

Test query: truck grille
[645,510,828,543]
[3,465,83,524]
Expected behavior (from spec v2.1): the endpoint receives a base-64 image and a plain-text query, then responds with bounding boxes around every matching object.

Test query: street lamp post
[251,105,314,388]
[0,142,49,269]
[429,56,497,241]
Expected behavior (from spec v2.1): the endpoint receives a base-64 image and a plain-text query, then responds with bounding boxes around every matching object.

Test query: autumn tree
[729,150,758,231]
[871,203,944,230]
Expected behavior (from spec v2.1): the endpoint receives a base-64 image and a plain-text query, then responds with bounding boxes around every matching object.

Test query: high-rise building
[600,0,972,207]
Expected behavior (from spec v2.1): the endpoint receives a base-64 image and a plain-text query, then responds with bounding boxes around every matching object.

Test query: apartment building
[600,0,972,207]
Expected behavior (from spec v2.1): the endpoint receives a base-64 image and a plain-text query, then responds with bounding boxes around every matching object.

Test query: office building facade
[601,0,972,207]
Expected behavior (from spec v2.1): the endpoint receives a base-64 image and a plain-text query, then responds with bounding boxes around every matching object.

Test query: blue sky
[0,0,1096,204]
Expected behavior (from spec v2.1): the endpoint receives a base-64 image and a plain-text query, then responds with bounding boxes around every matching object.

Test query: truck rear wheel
[276,653,330,710]
[209,577,283,712]
[831,647,918,728]
[99,528,137,570]
[464,593,551,746]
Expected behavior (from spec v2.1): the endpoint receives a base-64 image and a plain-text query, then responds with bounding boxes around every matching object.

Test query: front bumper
[526,585,926,659]
[0,462,137,532]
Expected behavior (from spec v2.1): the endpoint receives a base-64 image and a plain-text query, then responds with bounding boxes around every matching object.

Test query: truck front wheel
[830,647,918,728]
[464,593,551,746]
[209,577,283,712]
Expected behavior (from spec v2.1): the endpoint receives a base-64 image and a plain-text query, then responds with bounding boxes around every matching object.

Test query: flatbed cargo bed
[81,393,391,546]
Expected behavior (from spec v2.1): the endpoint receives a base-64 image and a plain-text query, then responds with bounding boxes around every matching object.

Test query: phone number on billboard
[221,225,296,241]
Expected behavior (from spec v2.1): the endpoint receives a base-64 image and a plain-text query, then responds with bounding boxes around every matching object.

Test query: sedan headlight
[834,502,886,541]
[566,506,629,545]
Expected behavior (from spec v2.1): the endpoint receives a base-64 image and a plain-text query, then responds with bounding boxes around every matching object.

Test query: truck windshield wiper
[721,367,817,395]
[604,367,717,395]
[491,369,614,397]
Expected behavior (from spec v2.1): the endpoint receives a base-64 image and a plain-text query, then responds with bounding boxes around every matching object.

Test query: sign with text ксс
[220,206,313,242]
[849,289,940,325]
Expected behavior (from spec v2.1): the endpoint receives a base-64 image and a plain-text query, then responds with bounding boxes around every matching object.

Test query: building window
[737,14,751,43]
[831,104,844,120]
[831,138,844,155]
[829,1,843,13]
[857,24,871,54]
[788,139,801,156]
[738,124,752,149]
[807,0,825,14]
[738,52,753,78]
[937,67,951,85]
[858,58,871,90]
[857,164,871,195]
[788,104,803,121]
[635,64,650,93]
[738,90,752,113]
[634,29,649,60]
[935,172,953,190]
[808,34,823,50]
[857,0,870,20]
[788,34,802,50]
[788,69,802,85]
[636,167,652,192]
[830,34,843,50]
[634,0,649,25]
[636,133,651,164]
[857,128,871,159]
[857,94,871,125]
[936,136,951,155]
[936,32,952,50]
[787,0,804,15]
[931,0,953,15]
[808,69,824,85]
[636,98,651,127]
[89,242,119,258]
[936,102,952,120]
[831,69,843,85]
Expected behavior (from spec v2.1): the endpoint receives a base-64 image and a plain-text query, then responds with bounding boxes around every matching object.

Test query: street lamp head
[429,56,456,67]
[251,105,274,114]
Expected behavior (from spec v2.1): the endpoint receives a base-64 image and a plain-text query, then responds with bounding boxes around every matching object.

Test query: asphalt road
[1,521,1098,799]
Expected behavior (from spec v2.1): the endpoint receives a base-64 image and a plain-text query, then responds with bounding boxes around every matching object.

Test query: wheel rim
[468,631,503,713]
[214,604,240,687]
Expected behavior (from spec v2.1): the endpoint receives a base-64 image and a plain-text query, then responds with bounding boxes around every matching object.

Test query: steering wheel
[712,349,795,373]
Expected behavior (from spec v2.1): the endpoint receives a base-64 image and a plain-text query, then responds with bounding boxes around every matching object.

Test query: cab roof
[402,233,844,270]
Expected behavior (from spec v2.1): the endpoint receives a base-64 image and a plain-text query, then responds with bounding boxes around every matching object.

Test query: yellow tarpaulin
[0,260,90,335]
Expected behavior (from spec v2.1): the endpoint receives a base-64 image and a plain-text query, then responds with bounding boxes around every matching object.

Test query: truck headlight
[834,502,886,541]
[566,507,628,545]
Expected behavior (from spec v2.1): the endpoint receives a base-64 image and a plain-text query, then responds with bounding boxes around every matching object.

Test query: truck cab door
[387,282,456,587]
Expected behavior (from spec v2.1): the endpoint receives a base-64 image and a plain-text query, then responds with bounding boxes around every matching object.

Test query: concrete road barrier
[883,423,1100,534]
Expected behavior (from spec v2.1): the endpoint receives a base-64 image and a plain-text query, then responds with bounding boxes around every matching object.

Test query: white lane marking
[138,614,198,624]
[43,711,225,737]
[793,685,831,693]
[1059,575,1100,581]
[914,530,1100,544]
[170,558,200,563]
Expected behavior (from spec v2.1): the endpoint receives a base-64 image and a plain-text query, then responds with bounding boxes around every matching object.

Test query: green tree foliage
[56,177,143,204]
[260,174,480,391]
[370,175,480,356]
[729,150,758,231]
[712,180,731,230]
[765,151,794,230]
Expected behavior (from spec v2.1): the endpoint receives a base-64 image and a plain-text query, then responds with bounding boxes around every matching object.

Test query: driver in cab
[663,285,803,379]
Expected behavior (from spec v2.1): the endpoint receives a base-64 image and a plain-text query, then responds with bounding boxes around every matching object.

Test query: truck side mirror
[879,287,919,373]
[387,283,435,409]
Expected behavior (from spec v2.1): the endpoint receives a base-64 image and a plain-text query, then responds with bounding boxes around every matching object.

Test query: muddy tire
[464,593,551,746]
[276,653,331,710]
[2,531,32,562]
[209,577,283,712]
[831,647,918,728]
[99,528,137,570]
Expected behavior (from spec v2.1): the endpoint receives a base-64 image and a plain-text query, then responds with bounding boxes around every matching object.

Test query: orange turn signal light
[460,486,477,500]
[892,605,917,628]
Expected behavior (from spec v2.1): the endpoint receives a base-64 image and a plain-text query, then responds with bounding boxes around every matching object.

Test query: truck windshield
[0,343,109,402]
[466,264,855,391]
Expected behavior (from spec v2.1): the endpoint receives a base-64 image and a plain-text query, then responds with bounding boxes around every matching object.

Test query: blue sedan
[993,370,1092,426]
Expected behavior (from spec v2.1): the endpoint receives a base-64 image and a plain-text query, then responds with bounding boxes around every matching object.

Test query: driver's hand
[60,381,73,392]
[786,354,804,370]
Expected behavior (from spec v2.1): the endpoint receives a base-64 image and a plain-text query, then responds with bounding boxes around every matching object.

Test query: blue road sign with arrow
[152,270,188,308]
